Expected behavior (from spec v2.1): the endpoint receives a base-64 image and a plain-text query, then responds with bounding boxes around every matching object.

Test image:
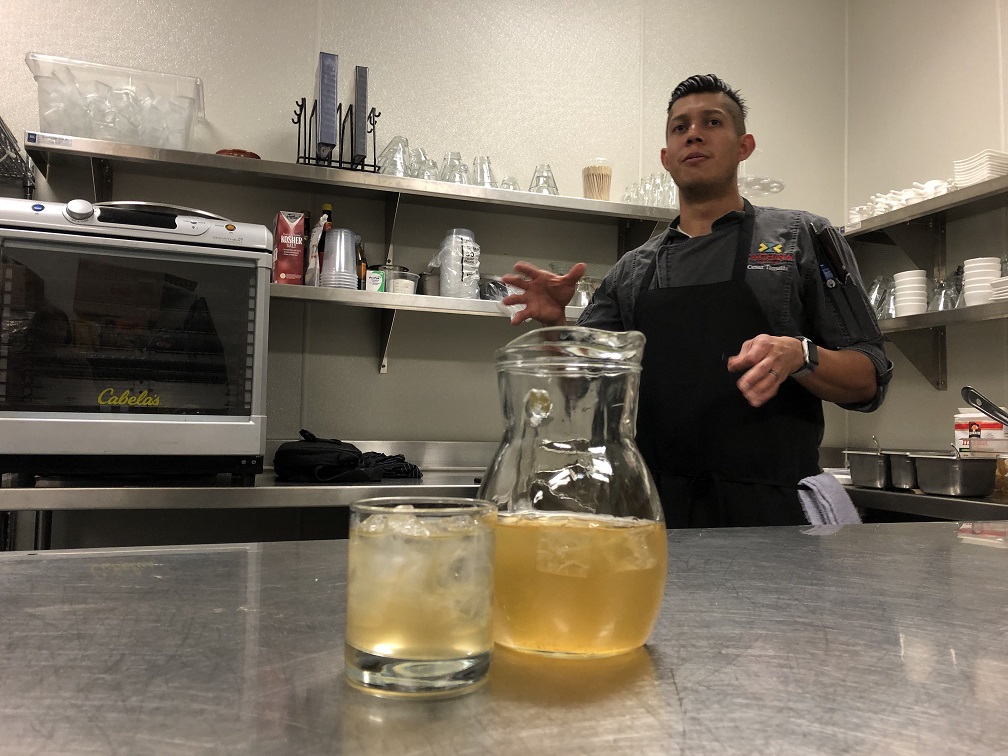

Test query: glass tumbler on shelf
[928,278,959,312]
[344,496,496,698]
[528,163,559,195]
[866,275,893,320]
[471,156,497,188]
[478,326,667,658]
[439,151,463,181]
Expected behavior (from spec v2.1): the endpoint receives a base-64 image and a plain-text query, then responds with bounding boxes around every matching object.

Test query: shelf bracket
[874,218,947,280]
[618,219,663,259]
[384,192,401,265]
[378,308,396,373]
[90,157,114,203]
[886,326,947,390]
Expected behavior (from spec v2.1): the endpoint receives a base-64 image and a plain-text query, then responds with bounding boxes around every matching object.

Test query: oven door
[0,227,270,462]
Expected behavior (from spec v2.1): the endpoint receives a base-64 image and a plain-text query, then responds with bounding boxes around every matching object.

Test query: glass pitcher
[478,326,666,657]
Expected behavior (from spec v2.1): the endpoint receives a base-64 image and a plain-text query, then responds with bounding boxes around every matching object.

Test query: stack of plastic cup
[893,269,928,316]
[319,227,359,289]
[962,257,1002,306]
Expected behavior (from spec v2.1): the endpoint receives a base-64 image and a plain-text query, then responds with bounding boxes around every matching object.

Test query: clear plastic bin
[26,52,205,150]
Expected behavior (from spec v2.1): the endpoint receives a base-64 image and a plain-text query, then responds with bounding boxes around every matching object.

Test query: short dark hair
[666,74,748,136]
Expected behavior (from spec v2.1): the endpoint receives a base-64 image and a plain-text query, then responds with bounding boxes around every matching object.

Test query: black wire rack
[0,116,35,199]
[292,98,381,172]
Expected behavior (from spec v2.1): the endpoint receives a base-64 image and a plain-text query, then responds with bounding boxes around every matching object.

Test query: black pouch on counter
[273,429,380,483]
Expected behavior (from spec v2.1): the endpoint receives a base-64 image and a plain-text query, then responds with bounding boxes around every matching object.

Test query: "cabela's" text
[97,388,161,407]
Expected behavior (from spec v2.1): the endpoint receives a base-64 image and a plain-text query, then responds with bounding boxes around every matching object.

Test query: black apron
[633,203,823,528]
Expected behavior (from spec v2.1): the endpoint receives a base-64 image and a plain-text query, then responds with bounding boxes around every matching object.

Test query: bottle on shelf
[355,234,369,290]
[303,203,333,286]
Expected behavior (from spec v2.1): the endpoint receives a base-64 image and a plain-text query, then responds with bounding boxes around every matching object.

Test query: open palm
[501,262,587,326]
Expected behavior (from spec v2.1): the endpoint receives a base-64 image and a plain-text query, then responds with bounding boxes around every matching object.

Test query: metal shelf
[271,283,584,373]
[23,132,675,228]
[879,298,1008,334]
[845,174,1008,391]
[24,132,631,373]
[844,172,1008,240]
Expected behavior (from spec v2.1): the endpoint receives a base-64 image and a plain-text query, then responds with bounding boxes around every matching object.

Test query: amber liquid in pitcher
[493,511,667,656]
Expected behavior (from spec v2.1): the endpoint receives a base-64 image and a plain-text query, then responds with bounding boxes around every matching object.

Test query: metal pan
[910,452,997,498]
[846,450,892,489]
[886,452,917,489]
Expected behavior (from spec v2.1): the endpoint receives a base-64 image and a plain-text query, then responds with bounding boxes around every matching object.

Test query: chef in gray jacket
[502,73,892,528]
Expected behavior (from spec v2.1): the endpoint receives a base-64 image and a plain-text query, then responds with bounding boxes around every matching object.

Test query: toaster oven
[0,198,272,484]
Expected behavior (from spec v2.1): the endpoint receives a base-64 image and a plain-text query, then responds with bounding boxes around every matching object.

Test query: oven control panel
[0,197,271,252]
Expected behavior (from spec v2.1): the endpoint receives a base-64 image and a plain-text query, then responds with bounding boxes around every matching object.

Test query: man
[501,74,891,528]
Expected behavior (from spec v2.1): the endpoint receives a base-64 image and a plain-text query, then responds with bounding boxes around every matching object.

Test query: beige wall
[1,1,852,453]
[846,0,1008,450]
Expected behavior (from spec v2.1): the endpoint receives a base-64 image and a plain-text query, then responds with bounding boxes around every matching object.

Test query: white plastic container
[439,229,481,299]
[26,52,205,150]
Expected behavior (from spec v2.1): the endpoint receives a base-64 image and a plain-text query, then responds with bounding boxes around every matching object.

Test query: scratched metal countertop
[1,521,1007,753]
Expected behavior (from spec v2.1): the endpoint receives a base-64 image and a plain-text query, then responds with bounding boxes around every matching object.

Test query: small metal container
[909,454,997,498]
[846,450,892,489]
[419,269,440,296]
[887,452,918,489]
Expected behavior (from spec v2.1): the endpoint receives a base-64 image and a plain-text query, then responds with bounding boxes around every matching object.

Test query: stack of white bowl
[963,257,1002,306]
[893,269,928,316]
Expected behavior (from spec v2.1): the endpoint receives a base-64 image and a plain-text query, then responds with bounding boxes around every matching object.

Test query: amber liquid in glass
[493,512,667,656]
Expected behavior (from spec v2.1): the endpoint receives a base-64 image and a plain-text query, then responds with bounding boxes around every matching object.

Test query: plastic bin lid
[25,52,205,120]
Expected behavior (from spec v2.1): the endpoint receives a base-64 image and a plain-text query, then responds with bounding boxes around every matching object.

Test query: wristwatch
[792,337,819,377]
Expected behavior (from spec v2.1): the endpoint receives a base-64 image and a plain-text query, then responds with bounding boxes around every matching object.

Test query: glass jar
[478,326,666,657]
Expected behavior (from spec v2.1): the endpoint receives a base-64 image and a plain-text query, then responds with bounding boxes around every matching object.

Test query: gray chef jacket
[577,203,892,411]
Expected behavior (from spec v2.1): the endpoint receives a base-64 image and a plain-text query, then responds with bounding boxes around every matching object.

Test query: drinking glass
[528,163,559,195]
[471,156,497,188]
[928,278,958,312]
[866,275,893,319]
[413,157,440,181]
[498,176,521,191]
[377,136,409,175]
[379,140,410,177]
[345,496,496,697]
[407,147,429,177]
[439,151,463,181]
[443,163,470,185]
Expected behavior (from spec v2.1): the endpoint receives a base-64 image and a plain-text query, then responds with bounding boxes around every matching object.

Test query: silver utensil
[961,385,1008,425]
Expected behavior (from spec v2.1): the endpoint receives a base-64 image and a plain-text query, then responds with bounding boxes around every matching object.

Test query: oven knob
[66,199,94,220]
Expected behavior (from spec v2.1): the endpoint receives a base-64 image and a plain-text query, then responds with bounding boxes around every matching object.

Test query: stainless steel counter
[2,522,1007,753]
[5,470,1008,522]
[0,471,484,510]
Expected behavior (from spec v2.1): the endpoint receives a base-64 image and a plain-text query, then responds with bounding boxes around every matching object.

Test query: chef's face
[661,92,755,200]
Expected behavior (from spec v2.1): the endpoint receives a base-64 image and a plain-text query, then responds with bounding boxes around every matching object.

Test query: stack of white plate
[893,269,928,316]
[953,150,1008,187]
[989,275,1008,302]
[963,257,1002,305]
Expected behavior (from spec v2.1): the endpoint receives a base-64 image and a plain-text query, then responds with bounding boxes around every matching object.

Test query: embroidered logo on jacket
[748,241,794,271]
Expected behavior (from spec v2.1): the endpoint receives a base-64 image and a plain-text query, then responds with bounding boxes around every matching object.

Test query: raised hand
[501,262,587,326]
